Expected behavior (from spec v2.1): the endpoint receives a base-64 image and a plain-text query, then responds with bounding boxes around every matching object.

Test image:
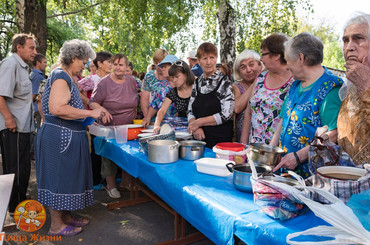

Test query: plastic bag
[279,186,370,244]
[255,173,370,244]
[346,189,370,231]
[252,173,308,221]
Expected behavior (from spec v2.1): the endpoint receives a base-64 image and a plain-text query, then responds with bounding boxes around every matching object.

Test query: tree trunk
[16,0,48,55]
[15,0,25,32]
[216,0,236,68]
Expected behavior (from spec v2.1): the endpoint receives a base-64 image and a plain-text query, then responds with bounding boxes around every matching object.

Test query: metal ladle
[16,206,25,229]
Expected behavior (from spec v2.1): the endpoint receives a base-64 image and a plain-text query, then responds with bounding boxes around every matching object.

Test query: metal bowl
[249,143,284,168]
[179,140,206,160]
[226,163,270,193]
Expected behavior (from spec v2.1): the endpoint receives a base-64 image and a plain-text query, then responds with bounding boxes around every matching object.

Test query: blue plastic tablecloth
[94,138,327,245]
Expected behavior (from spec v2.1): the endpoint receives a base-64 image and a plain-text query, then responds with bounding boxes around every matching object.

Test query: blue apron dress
[279,68,343,177]
[35,68,93,210]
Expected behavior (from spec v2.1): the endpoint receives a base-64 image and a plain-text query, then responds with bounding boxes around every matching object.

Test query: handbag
[308,135,356,175]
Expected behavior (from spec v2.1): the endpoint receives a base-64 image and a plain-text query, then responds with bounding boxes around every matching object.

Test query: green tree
[48,0,198,71]
[1,0,313,71]
[202,0,312,63]
[0,1,16,60]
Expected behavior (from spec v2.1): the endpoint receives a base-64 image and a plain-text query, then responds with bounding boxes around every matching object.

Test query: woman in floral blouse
[240,34,293,145]
[271,33,343,178]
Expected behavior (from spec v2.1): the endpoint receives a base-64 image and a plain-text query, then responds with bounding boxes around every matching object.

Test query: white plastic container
[89,125,115,139]
[114,125,128,144]
[212,146,249,164]
[194,158,234,177]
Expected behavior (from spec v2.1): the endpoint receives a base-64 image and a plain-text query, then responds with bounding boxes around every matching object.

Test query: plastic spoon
[247,152,258,180]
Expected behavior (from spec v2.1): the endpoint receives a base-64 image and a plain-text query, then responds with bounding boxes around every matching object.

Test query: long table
[94,138,327,245]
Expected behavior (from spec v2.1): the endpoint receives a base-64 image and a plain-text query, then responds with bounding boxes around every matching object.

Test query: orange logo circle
[14,200,46,232]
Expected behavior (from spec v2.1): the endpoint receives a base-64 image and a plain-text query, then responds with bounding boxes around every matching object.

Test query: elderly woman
[188,42,234,148]
[271,33,343,178]
[233,50,262,142]
[337,12,370,165]
[140,48,168,118]
[89,54,137,199]
[240,34,293,145]
[35,40,104,236]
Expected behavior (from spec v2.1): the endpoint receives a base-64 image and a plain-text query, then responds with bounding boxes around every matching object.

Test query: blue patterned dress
[35,68,93,210]
[279,68,343,177]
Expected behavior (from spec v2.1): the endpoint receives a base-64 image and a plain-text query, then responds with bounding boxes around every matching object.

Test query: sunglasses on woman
[172,60,184,67]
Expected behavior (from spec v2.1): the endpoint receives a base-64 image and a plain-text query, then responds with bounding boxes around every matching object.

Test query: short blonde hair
[233,49,261,81]
[153,48,168,64]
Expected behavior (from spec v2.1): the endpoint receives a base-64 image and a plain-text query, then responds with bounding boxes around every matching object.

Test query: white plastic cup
[114,125,128,144]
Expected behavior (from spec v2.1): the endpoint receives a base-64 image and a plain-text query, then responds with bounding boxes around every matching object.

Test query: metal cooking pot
[226,163,269,193]
[148,140,179,164]
[249,143,284,168]
[179,140,206,160]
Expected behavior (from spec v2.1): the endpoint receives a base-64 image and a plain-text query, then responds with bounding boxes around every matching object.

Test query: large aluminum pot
[148,140,179,164]
[179,140,206,160]
[226,163,269,193]
[249,143,284,168]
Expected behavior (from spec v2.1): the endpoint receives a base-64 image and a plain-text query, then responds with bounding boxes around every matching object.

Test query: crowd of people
[0,11,369,236]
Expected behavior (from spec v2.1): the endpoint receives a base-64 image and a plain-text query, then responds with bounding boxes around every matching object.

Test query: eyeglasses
[261,52,271,57]
[172,60,184,67]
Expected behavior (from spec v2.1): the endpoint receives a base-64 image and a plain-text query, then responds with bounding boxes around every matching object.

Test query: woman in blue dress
[35,40,104,236]
[270,33,343,178]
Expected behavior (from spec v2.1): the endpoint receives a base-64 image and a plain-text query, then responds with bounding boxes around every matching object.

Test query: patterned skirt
[35,119,93,210]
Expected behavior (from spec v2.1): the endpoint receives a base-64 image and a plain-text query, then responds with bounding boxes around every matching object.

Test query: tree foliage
[0,0,16,60]
[0,0,316,71]
[202,0,313,55]
[47,0,199,71]
[295,19,345,70]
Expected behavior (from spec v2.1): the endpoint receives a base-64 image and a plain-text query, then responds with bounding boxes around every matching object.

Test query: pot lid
[216,142,245,152]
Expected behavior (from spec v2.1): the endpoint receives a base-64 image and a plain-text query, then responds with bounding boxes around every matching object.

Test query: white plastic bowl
[317,166,367,180]
[194,158,234,177]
